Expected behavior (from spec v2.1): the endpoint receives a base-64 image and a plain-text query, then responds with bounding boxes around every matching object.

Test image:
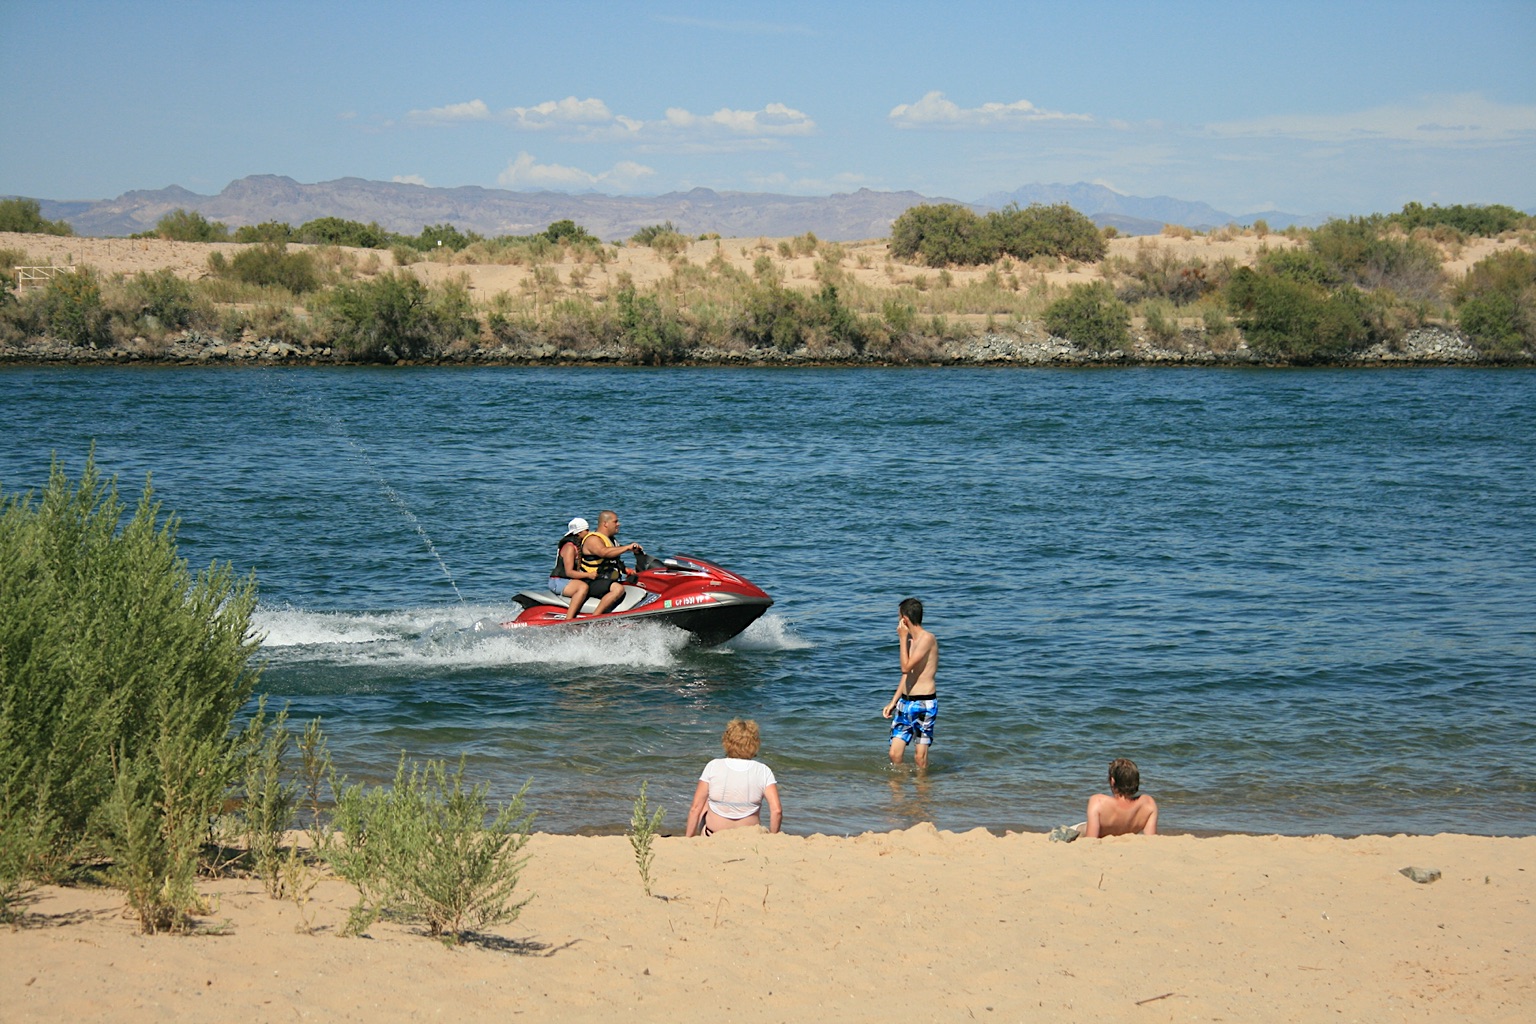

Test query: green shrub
[233,221,294,243]
[1390,201,1530,237]
[1458,291,1530,355]
[238,701,298,898]
[0,455,262,926]
[0,197,74,235]
[1307,217,1443,299]
[324,272,473,361]
[412,223,480,252]
[38,269,111,346]
[143,208,229,242]
[618,288,688,364]
[1142,299,1179,344]
[1225,267,1379,362]
[1455,249,1536,303]
[889,204,991,266]
[988,202,1107,264]
[1043,281,1131,352]
[124,268,206,330]
[329,757,534,943]
[213,242,320,294]
[892,202,1106,267]
[542,219,598,245]
[295,217,389,249]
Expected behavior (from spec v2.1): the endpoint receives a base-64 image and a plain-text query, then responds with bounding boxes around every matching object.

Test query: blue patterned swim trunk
[891,695,937,745]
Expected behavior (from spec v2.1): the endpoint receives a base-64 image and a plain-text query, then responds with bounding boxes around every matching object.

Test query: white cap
[567,517,589,533]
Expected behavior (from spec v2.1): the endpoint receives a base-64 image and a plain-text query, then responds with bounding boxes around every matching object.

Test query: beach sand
[4,827,1532,1022]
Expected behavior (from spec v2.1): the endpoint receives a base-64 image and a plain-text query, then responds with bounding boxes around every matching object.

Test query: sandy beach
[4,827,1532,1022]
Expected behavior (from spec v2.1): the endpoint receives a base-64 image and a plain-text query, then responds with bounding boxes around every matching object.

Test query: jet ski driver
[576,509,644,617]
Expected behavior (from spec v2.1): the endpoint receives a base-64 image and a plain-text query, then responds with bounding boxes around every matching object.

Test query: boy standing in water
[882,597,938,769]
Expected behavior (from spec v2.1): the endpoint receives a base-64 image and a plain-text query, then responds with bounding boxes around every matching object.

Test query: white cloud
[408,99,493,124]
[506,96,614,129]
[403,96,813,144]
[407,96,610,129]
[392,174,429,186]
[889,91,1093,130]
[1206,93,1536,145]
[496,152,655,190]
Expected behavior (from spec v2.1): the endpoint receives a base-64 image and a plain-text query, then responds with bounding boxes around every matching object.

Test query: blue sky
[3,1,1533,216]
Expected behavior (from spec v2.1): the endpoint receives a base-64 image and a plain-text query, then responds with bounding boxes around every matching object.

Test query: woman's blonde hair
[721,718,761,759]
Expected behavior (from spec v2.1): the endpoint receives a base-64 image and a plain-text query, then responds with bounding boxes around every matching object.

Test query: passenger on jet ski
[578,510,645,616]
[547,516,597,621]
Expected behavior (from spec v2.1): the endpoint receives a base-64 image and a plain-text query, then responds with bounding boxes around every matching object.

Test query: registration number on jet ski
[663,595,715,608]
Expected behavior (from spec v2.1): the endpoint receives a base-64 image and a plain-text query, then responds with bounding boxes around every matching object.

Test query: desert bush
[630,222,690,256]
[889,204,992,266]
[1390,201,1530,237]
[210,242,320,294]
[122,268,209,331]
[1454,249,1536,356]
[618,288,689,364]
[1308,216,1443,299]
[411,223,480,252]
[1225,267,1380,362]
[1142,299,1179,344]
[542,219,598,245]
[233,221,294,243]
[323,272,473,361]
[891,202,1105,267]
[37,268,111,346]
[0,456,262,926]
[0,197,74,235]
[143,208,229,242]
[1110,245,1220,305]
[1043,281,1130,352]
[295,217,389,249]
[329,757,535,943]
[989,202,1107,264]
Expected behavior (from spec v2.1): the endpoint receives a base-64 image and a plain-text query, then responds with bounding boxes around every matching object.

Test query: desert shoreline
[4,827,1533,1022]
[3,229,1524,368]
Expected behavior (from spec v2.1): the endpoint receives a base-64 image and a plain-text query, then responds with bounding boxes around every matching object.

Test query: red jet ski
[497,551,772,647]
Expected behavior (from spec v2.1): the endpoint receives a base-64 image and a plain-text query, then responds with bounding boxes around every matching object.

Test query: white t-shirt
[700,757,777,820]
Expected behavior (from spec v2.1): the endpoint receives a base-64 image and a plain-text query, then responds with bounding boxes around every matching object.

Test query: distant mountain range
[26,174,1328,241]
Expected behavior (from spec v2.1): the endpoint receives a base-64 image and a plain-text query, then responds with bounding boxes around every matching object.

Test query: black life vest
[550,531,587,578]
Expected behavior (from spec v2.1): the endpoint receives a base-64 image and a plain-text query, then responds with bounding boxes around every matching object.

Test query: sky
[2,0,1534,217]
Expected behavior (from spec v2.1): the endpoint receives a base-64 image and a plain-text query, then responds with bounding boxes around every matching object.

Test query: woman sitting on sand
[686,719,783,836]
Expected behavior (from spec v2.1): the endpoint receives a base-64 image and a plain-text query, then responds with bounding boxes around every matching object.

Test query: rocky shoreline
[0,324,1516,368]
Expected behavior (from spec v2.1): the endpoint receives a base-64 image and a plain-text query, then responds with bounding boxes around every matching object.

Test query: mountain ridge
[24,174,1329,240]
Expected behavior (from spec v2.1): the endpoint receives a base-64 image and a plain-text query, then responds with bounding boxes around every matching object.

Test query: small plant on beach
[330,756,535,943]
[629,781,665,897]
[238,701,298,898]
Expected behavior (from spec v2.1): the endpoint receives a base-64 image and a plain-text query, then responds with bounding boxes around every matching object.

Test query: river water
[3,365,1533,837]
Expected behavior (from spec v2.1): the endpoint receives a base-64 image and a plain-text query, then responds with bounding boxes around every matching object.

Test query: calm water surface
[3,365,1533,836]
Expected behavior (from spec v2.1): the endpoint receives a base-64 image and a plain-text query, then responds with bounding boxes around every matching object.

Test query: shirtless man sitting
[1084,758,1159,837]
